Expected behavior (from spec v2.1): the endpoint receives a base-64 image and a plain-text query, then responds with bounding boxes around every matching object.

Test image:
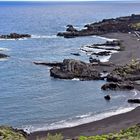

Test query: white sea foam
[81,46,118,54]
[31,35,58,39]
[22,106,135,133]
[0,58,8,61]
[72,78,80,81]
[0,38,27,41]
[132,89,140,97]
[0,47,9,51]
[0,34,57,41]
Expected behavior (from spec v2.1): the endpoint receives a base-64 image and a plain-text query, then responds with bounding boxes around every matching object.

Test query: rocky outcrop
[128,99,140,104]
[0,53,9,59]
[50,59,101,80]
[57,14,140,38]
[0,33,31,39]
[101,82,134,90]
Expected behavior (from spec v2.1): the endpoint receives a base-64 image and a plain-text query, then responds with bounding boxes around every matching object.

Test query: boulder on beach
[50,59,101,80]
[0,33,31,39]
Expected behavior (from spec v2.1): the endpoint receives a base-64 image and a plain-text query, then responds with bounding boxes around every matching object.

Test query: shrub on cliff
[0,126,26,140]
[79,124,140,140]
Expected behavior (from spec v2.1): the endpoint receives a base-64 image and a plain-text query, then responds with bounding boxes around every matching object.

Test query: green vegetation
[131,23,140,30]
[0,126,26,140]
[37,133,63,140]
[112,59,140,77]
[0,124,140,140]
[79,124,140,140]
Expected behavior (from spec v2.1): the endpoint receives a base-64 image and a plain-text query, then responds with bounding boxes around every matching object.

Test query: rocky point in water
[57,14,140,38]
[0,33,31,39]
[50,59,101,80]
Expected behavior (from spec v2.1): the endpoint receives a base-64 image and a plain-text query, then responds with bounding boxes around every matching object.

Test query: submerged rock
[104,95,111,100]
[71,53,81,56]
[0,33,31,39]
[50,59,101,80]
[128,99,140,104]
[0,53,9,59]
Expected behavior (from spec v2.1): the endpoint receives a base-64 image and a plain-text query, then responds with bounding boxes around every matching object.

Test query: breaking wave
[22,106,135,133]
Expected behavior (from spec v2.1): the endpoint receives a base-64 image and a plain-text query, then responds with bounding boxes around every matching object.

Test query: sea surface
[0,1,140,133]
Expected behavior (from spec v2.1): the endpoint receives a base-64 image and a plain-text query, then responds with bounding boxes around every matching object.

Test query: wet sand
[28,33,140,140]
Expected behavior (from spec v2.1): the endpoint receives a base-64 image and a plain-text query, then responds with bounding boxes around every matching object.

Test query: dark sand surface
[28,33,140,140]
[104,33,140,65]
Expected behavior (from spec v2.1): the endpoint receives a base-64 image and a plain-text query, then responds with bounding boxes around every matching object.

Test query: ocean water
[0,1,140,133]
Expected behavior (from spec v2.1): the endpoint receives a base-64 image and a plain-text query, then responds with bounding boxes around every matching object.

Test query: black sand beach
[28,106,140,140]
[28,32,140,140]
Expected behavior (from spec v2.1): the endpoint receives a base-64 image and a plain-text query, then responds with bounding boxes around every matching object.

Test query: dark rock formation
[89,57,100,63]
[50,59,101,80]
[128,99,140,104]
[66,25,78,32]
[93,40,121,47]
[86,40,122,51]
[57,14,140,38]
[0,53,9,59]
[107,74,122,82]
[104,95,111,100]
[101,82,134,90]
[92,51,111,56]
[0,33,31,39]
[33,61,62,67]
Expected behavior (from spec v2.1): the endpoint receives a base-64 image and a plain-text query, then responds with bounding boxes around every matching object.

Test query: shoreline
[28,106,140,140]
[28,32,140,140]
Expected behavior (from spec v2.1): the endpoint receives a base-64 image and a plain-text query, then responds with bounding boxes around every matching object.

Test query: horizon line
[0,0,139,2]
